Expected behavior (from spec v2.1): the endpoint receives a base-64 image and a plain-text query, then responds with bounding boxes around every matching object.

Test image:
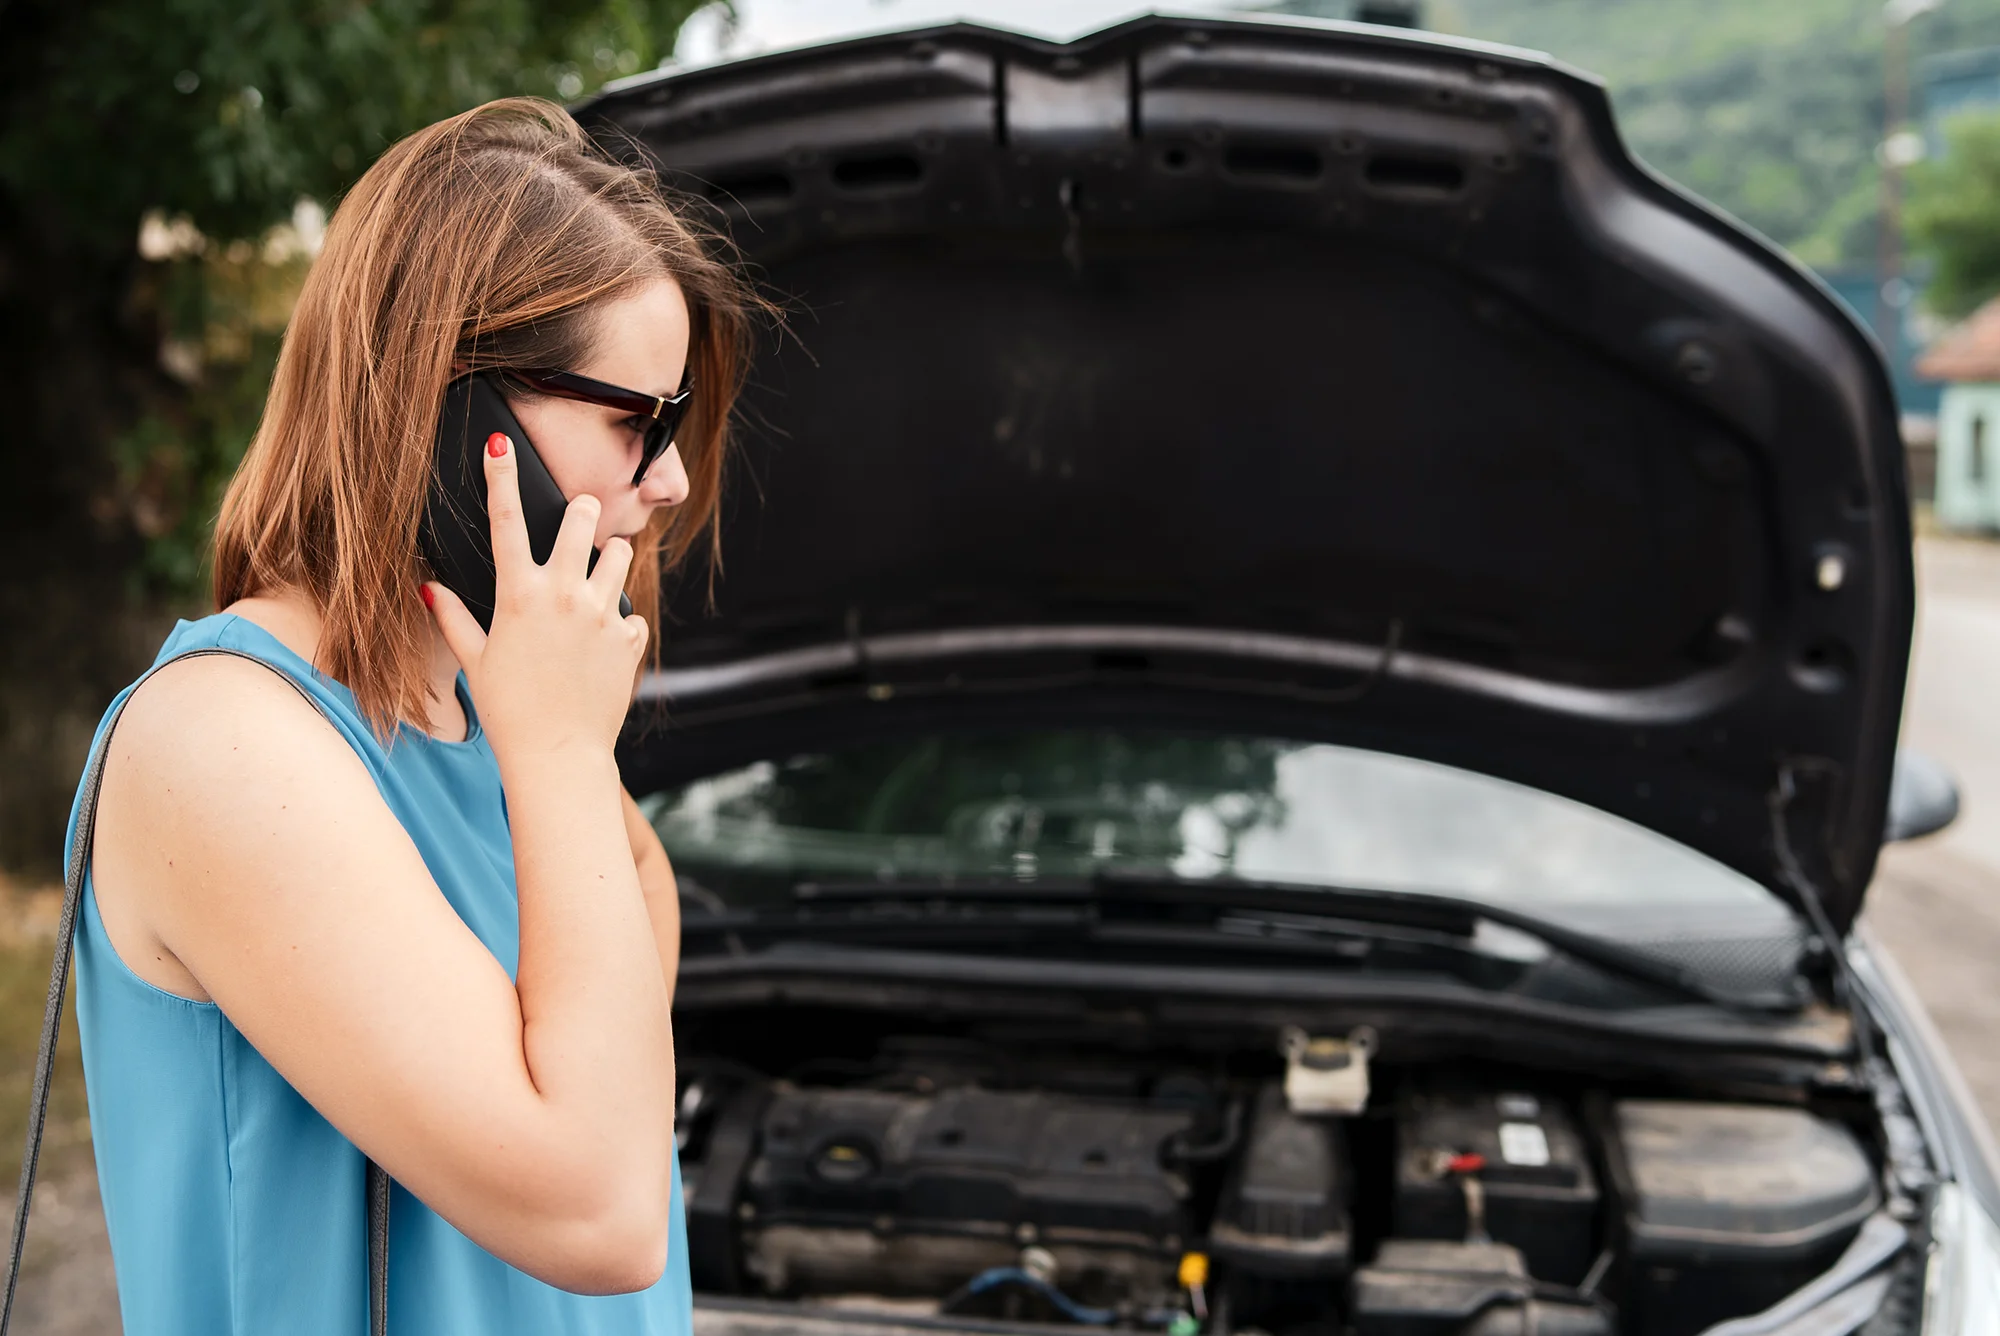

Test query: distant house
[1916,298,2000,530]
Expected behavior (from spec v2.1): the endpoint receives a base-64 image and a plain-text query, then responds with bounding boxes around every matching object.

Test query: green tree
[1907,109,2000,317]
[1421,0,2000,266]
[0,0,710,875]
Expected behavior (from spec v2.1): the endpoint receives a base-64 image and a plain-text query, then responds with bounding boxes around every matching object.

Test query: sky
[673,0,1262,64]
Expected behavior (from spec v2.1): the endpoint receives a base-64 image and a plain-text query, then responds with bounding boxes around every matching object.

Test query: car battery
[1392,1090,1599,1284]
[1606,1100,1878,1336]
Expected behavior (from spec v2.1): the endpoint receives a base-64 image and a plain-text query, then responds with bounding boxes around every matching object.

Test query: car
[581,13,2000,1336]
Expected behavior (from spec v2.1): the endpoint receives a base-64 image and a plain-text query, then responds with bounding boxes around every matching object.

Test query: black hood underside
[582,14,1915,932]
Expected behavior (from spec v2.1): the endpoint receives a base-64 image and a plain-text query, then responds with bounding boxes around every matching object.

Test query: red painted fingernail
[486,432,509,457]
[420,584,435,609]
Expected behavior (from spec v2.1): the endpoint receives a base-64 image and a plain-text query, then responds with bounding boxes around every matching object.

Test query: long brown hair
[214,97,758,739]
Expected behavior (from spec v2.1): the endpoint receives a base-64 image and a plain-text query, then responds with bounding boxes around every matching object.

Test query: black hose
[1162,1097,1244,1165]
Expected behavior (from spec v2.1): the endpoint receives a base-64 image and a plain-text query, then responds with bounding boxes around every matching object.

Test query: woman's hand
[424,431,647,763]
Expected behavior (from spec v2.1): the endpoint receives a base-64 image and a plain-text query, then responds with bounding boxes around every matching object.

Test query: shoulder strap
[0,647,391,1336]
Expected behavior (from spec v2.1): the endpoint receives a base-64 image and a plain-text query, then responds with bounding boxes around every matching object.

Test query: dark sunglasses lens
[633,413,679,486]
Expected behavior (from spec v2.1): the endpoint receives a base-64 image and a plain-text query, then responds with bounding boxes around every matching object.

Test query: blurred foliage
[109,234,317,591]
[1424,0,2000,267]
[1908,110,2000,318]
[6,0,708,246]
[0,1,717,876]
[0,0,714,598]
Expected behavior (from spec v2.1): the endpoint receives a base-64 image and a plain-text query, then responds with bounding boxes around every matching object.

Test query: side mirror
[1885,750,1961,843]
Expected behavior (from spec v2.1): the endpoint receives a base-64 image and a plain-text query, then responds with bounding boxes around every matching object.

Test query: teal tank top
[63,613,693,1336]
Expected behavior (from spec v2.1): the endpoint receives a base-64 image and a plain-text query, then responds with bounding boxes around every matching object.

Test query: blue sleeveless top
[64,613,693,1336]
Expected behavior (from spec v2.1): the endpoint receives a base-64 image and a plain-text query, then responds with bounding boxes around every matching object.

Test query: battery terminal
[1428,1149,1492,1244]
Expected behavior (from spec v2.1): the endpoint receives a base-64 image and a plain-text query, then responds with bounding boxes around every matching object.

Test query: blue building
[1793,49,2000,424]
[1815,269,1943,418]
[1921,45,2000,155]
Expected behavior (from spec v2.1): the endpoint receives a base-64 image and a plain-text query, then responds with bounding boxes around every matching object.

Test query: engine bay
[676,1007,1901,1336]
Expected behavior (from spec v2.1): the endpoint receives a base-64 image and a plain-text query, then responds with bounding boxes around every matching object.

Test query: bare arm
[96,441,675,1294]
[621,786,680,1001]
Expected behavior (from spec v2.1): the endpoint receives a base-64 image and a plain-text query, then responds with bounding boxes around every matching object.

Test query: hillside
[1286,0,2000,264]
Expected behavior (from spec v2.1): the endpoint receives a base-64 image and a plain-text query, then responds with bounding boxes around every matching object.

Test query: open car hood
[583,13,1914,934]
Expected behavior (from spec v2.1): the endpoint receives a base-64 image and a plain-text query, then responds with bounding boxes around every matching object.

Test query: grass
[0,878,94,1194]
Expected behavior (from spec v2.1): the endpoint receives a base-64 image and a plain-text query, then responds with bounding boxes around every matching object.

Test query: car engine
[674,1019,1895,1336]
[739,1084,1199,1303]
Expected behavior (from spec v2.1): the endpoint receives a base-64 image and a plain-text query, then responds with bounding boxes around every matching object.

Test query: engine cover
[738,1086,1197,1299]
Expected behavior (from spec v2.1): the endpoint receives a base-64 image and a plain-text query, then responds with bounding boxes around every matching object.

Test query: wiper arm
[681,882,1096,948]
[781,873,1803,1015]
[1089,870,1804,1014]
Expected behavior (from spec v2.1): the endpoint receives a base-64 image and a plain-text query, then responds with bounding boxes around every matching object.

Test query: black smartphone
[421,372,633,631]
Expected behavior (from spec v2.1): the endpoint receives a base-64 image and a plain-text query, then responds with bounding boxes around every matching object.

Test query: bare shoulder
[105,651,355,796]
[92,652,403,996]
[100,651,400,868]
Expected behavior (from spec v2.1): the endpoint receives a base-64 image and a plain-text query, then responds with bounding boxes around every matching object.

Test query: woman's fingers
[483,433,534,578]
[424,581,486,673]
[465,437,644,759]
[550,493,601,579]
[587,535,635,609]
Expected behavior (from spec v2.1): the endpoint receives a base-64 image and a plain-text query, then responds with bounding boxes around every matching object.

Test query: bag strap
[0,647,391,1336]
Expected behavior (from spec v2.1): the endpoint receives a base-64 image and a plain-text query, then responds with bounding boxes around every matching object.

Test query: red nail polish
[486,433,509,457]
[420,584,435,609]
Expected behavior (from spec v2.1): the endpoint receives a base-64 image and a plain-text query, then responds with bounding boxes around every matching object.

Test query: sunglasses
[499,367,694,487]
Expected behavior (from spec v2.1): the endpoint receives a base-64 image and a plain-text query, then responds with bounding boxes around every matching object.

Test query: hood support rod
[1769,762,1871,1054]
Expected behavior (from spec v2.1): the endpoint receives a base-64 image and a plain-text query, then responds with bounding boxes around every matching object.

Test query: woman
[66,97,757,1334]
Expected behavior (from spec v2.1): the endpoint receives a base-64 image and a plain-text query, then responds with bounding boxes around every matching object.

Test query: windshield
[639,730,1774,919]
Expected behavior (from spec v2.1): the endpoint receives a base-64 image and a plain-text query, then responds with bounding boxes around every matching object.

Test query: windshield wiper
[764,872,1806,1015]
[680,881,1097,950]
[1096,871,1808,1011]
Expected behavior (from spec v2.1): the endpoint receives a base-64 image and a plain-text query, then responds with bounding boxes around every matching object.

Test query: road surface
[1864,535,2000,1134]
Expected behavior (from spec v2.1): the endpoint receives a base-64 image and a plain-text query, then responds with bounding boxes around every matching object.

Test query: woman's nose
[640,442,690,507]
